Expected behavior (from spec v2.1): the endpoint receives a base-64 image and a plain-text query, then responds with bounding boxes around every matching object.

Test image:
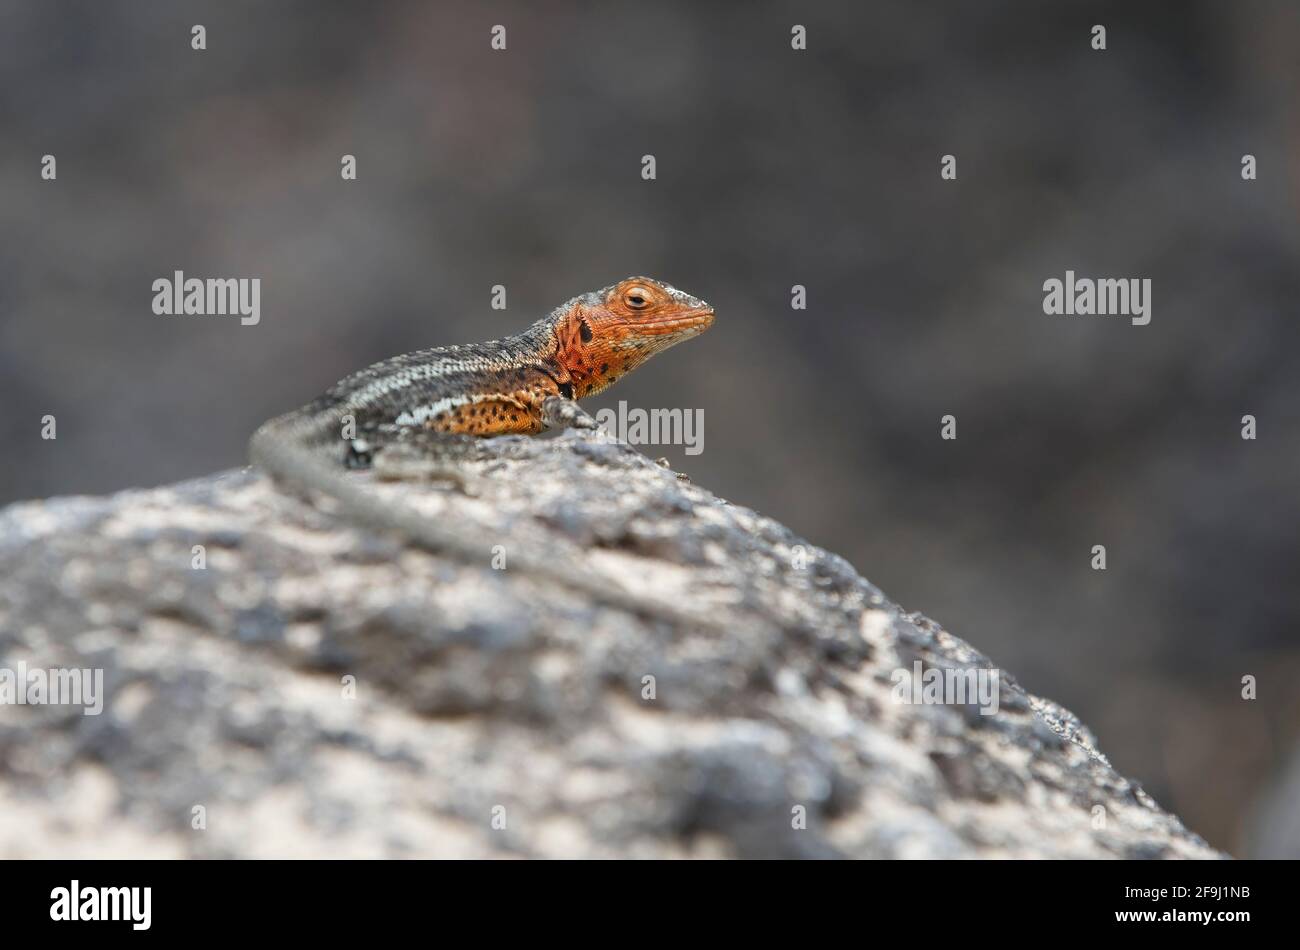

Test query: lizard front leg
[540,395,599,431]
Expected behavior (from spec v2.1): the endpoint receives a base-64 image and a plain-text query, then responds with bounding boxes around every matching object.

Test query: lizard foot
[541,396,599,432]
[344,438,374,469]
[371,446,478,495]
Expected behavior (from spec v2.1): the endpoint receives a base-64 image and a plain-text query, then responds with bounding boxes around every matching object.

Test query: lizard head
[555,277,715,398]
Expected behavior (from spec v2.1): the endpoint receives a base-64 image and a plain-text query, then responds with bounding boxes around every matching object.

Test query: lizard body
[254,276,713,457]
[249,277,718,625]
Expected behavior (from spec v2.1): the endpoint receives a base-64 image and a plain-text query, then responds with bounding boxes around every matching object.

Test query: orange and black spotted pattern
[419,368,560,436]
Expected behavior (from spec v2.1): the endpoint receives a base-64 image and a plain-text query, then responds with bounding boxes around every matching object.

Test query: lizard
[249,276,717,624]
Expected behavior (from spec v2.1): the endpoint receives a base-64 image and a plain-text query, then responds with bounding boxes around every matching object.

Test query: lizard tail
[248,407,491,565]
[248,409,728,630]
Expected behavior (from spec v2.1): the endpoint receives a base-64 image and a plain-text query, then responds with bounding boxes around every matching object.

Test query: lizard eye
[579,317,593,343]
[623,287,651,309]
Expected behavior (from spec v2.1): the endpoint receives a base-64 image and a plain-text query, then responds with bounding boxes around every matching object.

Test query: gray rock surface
[0,431,1223,858]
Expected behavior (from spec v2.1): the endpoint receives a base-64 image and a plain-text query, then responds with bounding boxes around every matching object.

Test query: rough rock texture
[0,431,1223,858]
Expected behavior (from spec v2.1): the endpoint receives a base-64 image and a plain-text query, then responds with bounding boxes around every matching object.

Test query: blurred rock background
[1,0,1296,855]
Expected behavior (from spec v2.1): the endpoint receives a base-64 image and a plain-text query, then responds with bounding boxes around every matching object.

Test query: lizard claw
[345,438,374,469]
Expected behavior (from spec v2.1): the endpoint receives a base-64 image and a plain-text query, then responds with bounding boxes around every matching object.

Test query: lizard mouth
[637,307,715,336]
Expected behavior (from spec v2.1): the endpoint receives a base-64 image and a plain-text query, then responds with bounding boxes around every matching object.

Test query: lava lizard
[249,276,717,624]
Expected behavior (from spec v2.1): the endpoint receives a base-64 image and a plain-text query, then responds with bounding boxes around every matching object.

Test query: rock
[0,430,1223,858]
